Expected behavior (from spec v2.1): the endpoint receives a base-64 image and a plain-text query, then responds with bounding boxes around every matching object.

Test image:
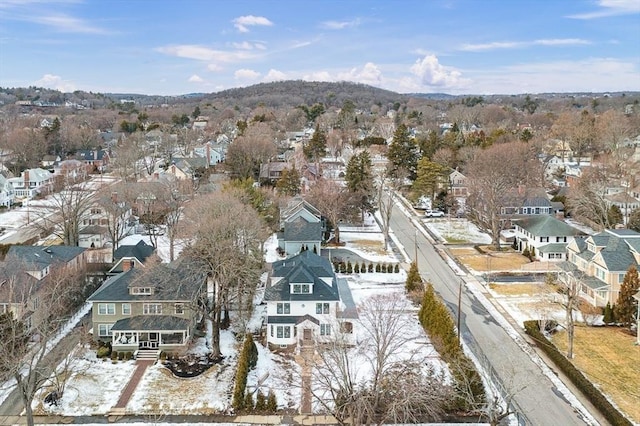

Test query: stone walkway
[111,359,154,413]
[296,345,315,414]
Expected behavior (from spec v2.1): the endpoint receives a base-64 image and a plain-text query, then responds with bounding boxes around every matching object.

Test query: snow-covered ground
[425,217,492,244]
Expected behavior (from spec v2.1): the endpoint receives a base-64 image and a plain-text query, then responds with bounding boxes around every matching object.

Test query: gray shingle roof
[265,251,339,302]
[283,216,322,242]
[110,315,190,331]
[6,245,86,270]
[537,243,569,253]
[514,216,584,237]
[88,265,203,302]
[113,240,155,262]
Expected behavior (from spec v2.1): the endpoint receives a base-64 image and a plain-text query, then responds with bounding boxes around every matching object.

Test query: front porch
[110,315,191,351]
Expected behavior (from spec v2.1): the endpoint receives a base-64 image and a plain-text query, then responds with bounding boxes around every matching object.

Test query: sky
[0,0,638,96]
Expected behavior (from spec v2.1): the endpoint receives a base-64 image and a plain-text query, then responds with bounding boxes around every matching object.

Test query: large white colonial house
[263,250,357,350]
[512,216,585,262]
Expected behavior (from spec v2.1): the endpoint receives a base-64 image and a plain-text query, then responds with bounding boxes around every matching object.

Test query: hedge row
[523,320,632,426]
[232,333,259,410]
[333,261,400,274]
[418,283,485,410]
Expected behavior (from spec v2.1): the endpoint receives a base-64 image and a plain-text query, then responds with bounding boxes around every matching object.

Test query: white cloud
[156,44,256,63]
[465,57,639,94]
[234,68,261,81]
[28,13,108,34]
[568,0,640,19]
[409,55,468,88]
[232,15,273,33]
[320,18,361,30]
[231,41,266,50]
[302,71,333,82]
[263,69,287,82]
[33,74,75,92]
[460,38,590,51]
[337,62,383,86]
[188,74,204,83]
[207,63,223,72]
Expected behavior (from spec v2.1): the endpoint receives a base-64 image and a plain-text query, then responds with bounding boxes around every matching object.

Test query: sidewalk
[109,359,154,416]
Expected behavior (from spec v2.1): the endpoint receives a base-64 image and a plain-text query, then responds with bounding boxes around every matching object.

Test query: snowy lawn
[425,218,492,244]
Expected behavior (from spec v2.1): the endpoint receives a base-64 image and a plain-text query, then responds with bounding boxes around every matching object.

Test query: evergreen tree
[255,390,266,411]
[244,392,254,411]
[303,124,327,161]
[192,105,201,119]
[275,167,301,196]
[266,390,278,412]
[405,261,422,292]
[614,266,640,328]
[387,124,418,179]
[603,302,614,324]
[607,205,623,227]
[628,208,640,232]
[412,158,448,202]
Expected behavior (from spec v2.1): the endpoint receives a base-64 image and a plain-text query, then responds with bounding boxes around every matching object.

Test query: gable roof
[113,240,155,262]
[6,245,86,270]
[265,251,339,302]
[283,216,322,242]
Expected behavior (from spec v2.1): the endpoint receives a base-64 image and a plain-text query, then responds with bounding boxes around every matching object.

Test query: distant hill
[204,80,409,109]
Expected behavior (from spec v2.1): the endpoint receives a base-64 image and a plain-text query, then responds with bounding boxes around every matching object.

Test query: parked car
[424,209,445,218]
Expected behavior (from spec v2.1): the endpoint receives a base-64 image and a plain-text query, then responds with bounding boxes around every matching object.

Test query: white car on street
[424,209,445,218]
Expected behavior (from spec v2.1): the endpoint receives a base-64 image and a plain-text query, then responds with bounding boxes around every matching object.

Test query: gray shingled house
[277,198,324,257]
[263,250,357,350]
[88,262,205,355]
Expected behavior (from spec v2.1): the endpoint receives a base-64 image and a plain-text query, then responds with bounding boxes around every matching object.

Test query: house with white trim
[0,175,14,208]
[8,168,53,198]
[560,229,640,307]
[277,198,324,256]
[512,215,585,262]
[263,250,357,350]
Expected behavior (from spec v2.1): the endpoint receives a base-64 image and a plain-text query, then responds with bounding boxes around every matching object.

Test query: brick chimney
[24,169,30,187]
[122,259,135,272]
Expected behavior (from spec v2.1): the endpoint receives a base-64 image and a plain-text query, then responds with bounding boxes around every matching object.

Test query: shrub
[244,392,254,410]
[375,263,381,273]
[361,262,367,273]
[255,390,266,411]
[233,333,259,410]
[333,262,340,272]
[111,351,118,361]
[386,263,393,273]
[339,262,346,273]
[405,261,422,293]
[394,263,400,273]
[368,263,373,273]
[118,351,124,361]
[523,321,632,426]
[124,351,133,360]
[354,263,360,273]
[159,351,167,361]
[96,346,110,358]
[346,261,353,274]
[266,390,278,413]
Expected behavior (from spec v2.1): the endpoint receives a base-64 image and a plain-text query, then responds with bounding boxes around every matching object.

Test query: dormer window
[292,284,311,294]
[131,287,153,295]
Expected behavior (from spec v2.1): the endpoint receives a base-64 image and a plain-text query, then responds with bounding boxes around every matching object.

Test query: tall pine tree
[405,261,422,292]
[275,167,301,196]
[387,124,418,179]
[615,265,640,328]
[345,151,374,219]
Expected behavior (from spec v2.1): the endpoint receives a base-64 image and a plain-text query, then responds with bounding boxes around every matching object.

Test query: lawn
[455,251,531,272]
[489,283,555,296]
[551,326,640,423]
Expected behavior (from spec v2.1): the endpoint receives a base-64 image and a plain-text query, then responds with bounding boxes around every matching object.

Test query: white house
[263,251,357,350]
[193,141,226,166]
[8,168,53,198]
[0,175,14,208]
[277,198,324,256]
[512,215,585,262]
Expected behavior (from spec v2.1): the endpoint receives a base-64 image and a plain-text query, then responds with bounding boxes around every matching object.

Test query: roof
[266,315,321,325]
[76,149,108,161]
[88,264,203,302]
[513,216,584,237]
[336,277,358,319]
[264,251,339,303]
[110,315,190,332]
[113,240,155,262]
[537,243,570,253]
[283,216,322,242]
[6,245,86,270]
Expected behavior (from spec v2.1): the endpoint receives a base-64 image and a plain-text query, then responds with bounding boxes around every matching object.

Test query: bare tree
[33,180,94,246]
[565,167,611,230]
[311,293,452,425]
[305,179,359,244]
[94,184,132,258]
[180,190,267,358]
[0,262,86,426]
[225,122,277,180]
[374,166,405,251]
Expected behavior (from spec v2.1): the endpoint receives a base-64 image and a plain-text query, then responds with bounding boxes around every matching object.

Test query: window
[98,324,113,337]
[596,268,605,280]
[316,303,329,314]
[122,304,131,315]
[174,303,184,315]
[143,304,162,315]
[277,326,283,338]
[619,273,626,283]
[131,287,152,295]
[0,303,8,314]
[540,237,549,243]
[292,284,310,294]
[556,236,567,242]
[276,303,290,314]
[320,324,331,336]
[284,326,291,338]
[98,303,115,315]
[32,297,39,310]
[270,325,274,337]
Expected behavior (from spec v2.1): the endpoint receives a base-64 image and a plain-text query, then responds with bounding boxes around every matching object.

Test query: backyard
[552,326,640,423]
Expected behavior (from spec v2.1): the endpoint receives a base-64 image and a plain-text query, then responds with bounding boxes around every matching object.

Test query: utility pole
[457,280,463,343]
[414,229,418,267]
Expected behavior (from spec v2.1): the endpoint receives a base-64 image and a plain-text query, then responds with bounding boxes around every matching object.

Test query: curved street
[389,204,593,426]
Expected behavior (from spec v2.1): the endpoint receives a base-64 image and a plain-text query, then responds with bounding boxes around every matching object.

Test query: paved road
[389,206,591,426]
